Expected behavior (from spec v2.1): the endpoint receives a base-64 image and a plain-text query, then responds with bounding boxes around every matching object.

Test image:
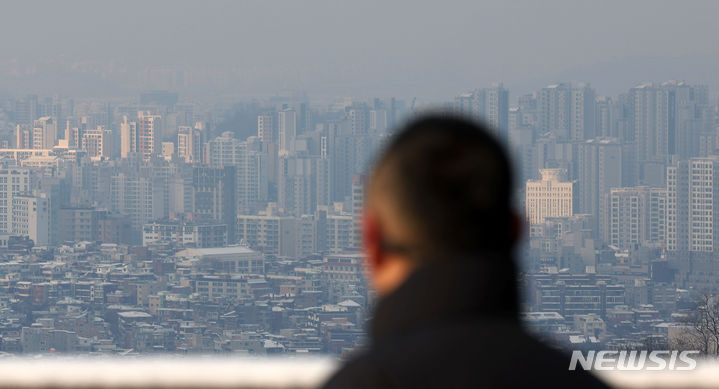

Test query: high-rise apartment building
[138,111,161,161]
[237,208,317,258]
[192,166,237,244]
[627,82,710,185]
[177,125,203,163]
[576,138,623,241]
[206,132,268,214]
[629,83,672,166]
[369,110,388,132]
[537,83,570,140]
[13,95,39,126]
[570,84,597,142]
[525,169,575,234]
[120,111,161,161]
[454,83,509,141]
[110,172,166,243]
[120,116,139,158]
[32,117,57,150]
[277,155,329,217]
[11,193,50,246]
[537,83,596,141]
[328,129,379,203]
[325,212,354,254]
[81,126,113,160]
[349,175,364,251]
[667,157,719,253]
[257,113,275,144]
[607,187,667,250]
[278,109,297,155]
[15,125,32,149]
[347,105,369,135]
[0,168,31,233]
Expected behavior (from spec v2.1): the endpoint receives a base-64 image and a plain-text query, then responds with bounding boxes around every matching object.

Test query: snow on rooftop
[337,300,361,308]
[523,311,564,320]
[263,340,285,349]
[175,246,258,257]
[117,311,152,319]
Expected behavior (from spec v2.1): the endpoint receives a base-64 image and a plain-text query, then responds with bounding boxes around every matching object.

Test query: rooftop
[175,246,257,257]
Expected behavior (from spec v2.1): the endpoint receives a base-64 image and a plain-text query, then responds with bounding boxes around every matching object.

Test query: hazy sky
[1,0,718,99]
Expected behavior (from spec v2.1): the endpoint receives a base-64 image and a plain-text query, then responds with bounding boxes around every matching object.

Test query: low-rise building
[142,219,227,248]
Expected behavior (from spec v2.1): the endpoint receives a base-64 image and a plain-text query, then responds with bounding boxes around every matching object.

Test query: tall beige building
[81,126,112,160]
[32,117,57,150]
[138,111,161,161]
[120,116,138,158]
[525,169,575,233]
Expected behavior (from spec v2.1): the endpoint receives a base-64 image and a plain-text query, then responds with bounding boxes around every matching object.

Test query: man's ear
[363,209,383,271]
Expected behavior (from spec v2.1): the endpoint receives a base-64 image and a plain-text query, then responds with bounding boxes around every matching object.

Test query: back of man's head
[370,114,515,263]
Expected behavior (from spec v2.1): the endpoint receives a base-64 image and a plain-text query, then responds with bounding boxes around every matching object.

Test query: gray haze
[1,0,718,99]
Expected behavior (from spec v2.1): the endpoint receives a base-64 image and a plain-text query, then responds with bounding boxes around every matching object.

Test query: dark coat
[323,257,611,388]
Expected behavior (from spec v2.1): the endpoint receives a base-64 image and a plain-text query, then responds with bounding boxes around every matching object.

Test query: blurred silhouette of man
[323,115,609,388]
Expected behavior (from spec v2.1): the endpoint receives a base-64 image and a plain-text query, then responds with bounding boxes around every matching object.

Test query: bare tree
[675,293,719,356]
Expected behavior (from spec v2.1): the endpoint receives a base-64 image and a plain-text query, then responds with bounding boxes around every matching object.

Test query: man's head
[364,114,518,295]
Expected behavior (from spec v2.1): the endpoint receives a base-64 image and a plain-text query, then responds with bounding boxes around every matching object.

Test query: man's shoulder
[323,352,393,389]
[324,317,610,388]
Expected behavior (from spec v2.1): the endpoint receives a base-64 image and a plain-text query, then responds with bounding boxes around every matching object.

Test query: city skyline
[1,1,719,356]
[0,69,719,359]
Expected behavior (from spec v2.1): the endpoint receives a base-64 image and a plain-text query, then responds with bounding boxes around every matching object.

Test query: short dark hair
[371,114,514,261]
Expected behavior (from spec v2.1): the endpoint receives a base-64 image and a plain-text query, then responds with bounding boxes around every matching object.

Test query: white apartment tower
[257,113,275,144]
[0,168,31,233]
[82,126,112,160]
[11,194,49,246]
[608,187,667,250]
[667,157,719,253]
